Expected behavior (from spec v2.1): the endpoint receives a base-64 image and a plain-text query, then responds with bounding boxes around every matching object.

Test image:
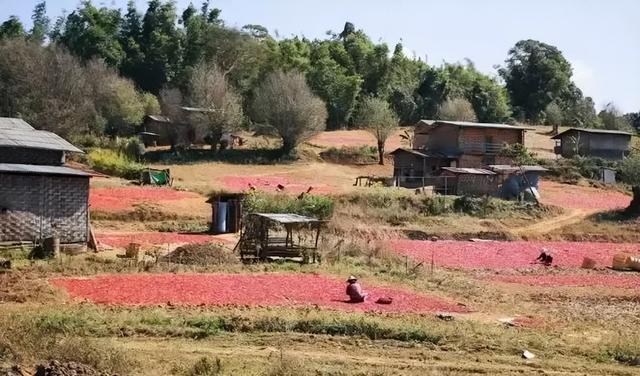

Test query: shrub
[499,143,537,165]
[187,357,223,376]
[319,146,378,164]
[88,148,145,180]
[242,191,334,220]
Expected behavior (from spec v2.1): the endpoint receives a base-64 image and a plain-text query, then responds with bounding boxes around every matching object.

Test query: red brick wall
[460,128,521,144]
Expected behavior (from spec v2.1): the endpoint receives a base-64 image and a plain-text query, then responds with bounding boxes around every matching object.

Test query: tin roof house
[391,120,534,189]
[0,117,91,244]
[551,128,632,160]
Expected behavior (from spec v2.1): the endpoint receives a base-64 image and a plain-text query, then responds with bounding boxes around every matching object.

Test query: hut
[438,167,498,196]
[0,118,90,244]
[551,128,632,159]
[207,193,244,234]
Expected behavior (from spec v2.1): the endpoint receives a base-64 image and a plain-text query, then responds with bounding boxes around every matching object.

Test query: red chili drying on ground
[90,187,199,211]
[50,273,468,314]
[97,232,231,248]
[388,240,639,270]
[489,274,640,289]
[222,176,334,194]
[539,181,630,210]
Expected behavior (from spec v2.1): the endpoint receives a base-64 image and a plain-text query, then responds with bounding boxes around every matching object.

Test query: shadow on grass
[143,148,295,165]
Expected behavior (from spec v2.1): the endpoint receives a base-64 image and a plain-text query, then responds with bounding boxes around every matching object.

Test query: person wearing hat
[346,275,368,303]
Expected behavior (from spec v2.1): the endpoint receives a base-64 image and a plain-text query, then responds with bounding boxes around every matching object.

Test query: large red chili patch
[489,274,640,289]
[539,181,630,210]
[90,187,200,211]
[50,273,468,314]
[388,240,639,270]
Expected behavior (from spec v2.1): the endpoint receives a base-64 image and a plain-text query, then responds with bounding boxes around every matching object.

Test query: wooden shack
[551,128,632,159]
[0,117,90,244]
[439,167,498,196]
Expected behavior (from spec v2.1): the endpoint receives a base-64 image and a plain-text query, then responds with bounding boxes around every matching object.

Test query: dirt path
[510,208,593,238]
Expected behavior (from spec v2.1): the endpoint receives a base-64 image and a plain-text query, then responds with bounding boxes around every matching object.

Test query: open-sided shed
[236,213,324,263]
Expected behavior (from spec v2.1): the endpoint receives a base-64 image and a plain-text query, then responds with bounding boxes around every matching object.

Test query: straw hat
[347,275,357,282]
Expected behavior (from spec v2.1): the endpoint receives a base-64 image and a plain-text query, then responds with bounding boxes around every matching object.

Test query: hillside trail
[510,208,593,238]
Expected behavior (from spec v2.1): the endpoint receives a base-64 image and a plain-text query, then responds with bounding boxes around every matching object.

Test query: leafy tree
[251,71,327,154]
[437,98,477,122]
[58,1,124,67]
[598,103,633,131]
[0,39,97,137]
[30,1,50,44]
[0,16,26,39]
[499,39,573,122]
[85,59,147,136]
[119,1,144,80]
[620,154,640,215]
[564,96,600,128]
[187,62,244,150]
[544,101,564,133]
[355,97,398,165]
[307,45,362,130]
[384,43,427,124]
[138,0,182,93]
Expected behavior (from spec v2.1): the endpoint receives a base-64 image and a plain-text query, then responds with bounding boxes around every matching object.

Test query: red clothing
[346,282,367,302]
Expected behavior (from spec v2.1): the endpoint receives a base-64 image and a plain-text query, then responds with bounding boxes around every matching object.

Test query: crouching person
[346,275,368,303]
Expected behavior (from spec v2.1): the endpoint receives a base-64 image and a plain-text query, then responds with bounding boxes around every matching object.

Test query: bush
[541,156,621,183]
[319,146,378,164]
[88,148,145,180]
[499,143,537,165]
[242,191,334,220]
[187,357,223,376]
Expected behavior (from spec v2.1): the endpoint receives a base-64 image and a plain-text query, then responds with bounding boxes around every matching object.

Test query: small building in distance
[391,120,534,188]
[0,117,90,244]
[551,128,632,160]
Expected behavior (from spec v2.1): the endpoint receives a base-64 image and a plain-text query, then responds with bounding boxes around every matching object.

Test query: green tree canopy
[0,16,26,39]
[499,39,573,122]
[355,96,399,165]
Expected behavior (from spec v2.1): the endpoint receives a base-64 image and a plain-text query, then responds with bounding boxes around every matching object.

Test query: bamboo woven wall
[0,173,89,243]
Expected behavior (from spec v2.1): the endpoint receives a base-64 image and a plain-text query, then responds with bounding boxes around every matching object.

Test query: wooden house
[551,128,632,159]
[391,120,534,188]
[0,117,90,244]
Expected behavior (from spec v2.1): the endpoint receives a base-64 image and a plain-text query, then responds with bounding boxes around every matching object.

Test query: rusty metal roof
[0,127,83,153]
[0,163,91,177]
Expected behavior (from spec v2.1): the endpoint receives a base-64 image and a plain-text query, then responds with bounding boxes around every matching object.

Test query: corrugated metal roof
[254,213,321,224]
[551,128,633,139]
[441,167,496,175]
[0,163,91,177]
[0,127,83,153]
[416,119,535,131]
[389,148,459,159]
[0,117,35,130]
[488,165,549,173]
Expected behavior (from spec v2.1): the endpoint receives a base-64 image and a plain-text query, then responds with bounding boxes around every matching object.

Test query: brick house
[0,117,90,244]
[391,120,534,188]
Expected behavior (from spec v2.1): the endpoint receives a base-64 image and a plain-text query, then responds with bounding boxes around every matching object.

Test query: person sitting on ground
[346,275,368,303]
[535,248,553,266]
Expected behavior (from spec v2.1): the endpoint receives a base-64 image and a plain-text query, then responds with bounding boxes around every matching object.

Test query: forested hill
[0,1,637,142]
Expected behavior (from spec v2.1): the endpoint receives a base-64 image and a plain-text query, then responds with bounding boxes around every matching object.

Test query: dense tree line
[0,1,637,146]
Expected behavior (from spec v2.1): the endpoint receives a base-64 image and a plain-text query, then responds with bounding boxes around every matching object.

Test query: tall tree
[251,71,327,154]
[0,16,26,39]
[29,1,50,44]
[437,98,477,122]
[58,1,124,67]
[355,97,399,165]
[119,1,144,80]
[138,0,182,93]
[187,62,244,151]
[499,40,573,122]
